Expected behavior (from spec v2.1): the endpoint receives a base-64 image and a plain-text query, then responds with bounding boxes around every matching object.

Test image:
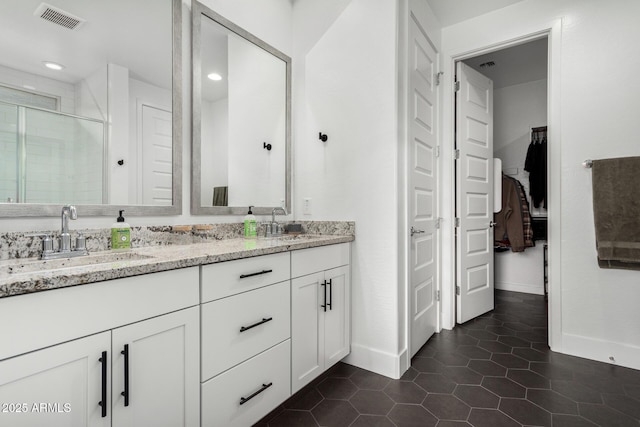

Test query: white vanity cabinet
[0,267,200,427]
[200,253,292,427]
[291,243,351,393]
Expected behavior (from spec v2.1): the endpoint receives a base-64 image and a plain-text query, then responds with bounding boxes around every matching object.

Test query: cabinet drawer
[291,243,350,278]
[201,340,291,427]
[201,281,290,381]
[201,252,290,302]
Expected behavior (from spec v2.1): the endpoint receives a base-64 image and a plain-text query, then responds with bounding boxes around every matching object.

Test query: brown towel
[592,156,640,270]
[212,186,228,206]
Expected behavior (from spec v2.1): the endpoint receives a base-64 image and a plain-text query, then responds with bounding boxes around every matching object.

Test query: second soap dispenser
[244,206,257,239]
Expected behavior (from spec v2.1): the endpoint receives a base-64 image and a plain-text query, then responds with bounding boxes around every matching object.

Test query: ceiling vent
[34,3,85,31]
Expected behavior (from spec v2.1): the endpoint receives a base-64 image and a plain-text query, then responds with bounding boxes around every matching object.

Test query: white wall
[292,0,405,378]
[441,0,640,370]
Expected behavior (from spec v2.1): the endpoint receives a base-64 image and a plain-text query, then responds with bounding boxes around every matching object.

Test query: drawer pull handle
[98,351,107,418]
[239,382,273,405]
[240,317,273,333]
[239,269,273,279]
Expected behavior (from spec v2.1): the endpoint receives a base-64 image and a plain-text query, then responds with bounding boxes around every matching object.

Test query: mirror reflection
[0,0,178,213]
[192,1,290,215]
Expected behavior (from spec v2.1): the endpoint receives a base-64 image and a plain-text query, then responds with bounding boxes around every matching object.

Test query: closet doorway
[455,37,549,329]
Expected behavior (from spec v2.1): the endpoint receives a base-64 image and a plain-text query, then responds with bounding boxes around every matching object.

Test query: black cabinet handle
[328,278,333,311]
[239,269,273,279]
[239,382,273,405]
[98,351,107,418]
[121,344,129,407]
[240,317,273,333]
[321,281,327,312]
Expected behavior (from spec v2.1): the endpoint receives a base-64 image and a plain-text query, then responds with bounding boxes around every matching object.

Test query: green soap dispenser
[244,206,257,239]
[112,210,131,250]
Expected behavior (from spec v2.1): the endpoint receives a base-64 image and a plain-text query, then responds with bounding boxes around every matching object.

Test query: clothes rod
[583,159,593,168]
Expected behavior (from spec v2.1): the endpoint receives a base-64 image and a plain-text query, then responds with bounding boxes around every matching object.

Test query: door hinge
[454,149,460,160]
[435,217,443,229]
[454,80,460,92]
[456,286,460,296]
[435,146,440,158]
[436,290,441,302]
[435,71,444,86]
[454,217,460,227]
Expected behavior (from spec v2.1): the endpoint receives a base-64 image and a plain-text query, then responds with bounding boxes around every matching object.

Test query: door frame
[441,20,562,351]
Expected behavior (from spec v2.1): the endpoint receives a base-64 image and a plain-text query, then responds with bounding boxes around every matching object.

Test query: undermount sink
[3,251,154,275]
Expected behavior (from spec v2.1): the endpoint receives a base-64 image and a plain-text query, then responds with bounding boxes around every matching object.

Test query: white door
[0,332,111,427]
[323,265,350,368]
[409,15,439,357]
[455,62,494,324]
[291,272,323,393]
[142,105,172,206]
[111,307,199,427]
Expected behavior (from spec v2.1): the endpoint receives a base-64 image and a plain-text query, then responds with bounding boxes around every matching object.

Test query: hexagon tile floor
[255,290,640,426]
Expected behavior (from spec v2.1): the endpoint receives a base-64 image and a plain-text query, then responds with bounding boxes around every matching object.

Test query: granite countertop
[0,234,354,299]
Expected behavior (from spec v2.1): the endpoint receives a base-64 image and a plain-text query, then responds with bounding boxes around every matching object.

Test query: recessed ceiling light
[43,61,65,71]
[207,73,222,81]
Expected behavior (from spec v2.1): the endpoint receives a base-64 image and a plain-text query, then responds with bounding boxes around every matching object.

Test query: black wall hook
[117,159,124,166]
[263,142,272,151]
[319,132,328,142]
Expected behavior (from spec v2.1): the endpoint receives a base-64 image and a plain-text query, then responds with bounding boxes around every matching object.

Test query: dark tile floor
[256,290,640,426]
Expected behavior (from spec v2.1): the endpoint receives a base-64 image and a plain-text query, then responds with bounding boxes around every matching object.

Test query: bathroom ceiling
[0,0,171,89]
[425,0,526,27]
[463,37,547,89]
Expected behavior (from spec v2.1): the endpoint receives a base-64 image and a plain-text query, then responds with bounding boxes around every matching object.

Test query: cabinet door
[111,307,199,427]
[291,272,324,393]
[0,332,111,427]
[323,265,350,369]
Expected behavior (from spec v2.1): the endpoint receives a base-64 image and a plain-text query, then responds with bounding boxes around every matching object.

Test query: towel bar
[582,159,593,168]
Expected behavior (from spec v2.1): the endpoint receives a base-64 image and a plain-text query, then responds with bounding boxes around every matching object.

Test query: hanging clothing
[494,174,526,252]
[516,180,535,248]
[524,132,547,208]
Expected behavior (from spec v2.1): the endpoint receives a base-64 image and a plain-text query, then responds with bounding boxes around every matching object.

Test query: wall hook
[263,142,272,151]
[117,159,124,166]
[319,132,328,142]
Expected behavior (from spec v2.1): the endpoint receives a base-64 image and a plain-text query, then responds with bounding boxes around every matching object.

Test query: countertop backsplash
[0,221,355,260]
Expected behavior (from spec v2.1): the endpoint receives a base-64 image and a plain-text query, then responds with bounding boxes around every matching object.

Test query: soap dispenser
[244,206,257,239]
[111,210,131,250]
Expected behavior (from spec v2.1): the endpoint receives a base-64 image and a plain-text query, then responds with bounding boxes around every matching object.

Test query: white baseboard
[495,281,544,295]
[343,344,407,379]
[561,332,640,371]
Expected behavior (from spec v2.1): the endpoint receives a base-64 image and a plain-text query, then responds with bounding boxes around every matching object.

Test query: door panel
[456,62,494,324]
[111,307,199,427]
[323,266,350,368]
[409,15,439,357]
[142,105,172,206]
[0,332,111,427]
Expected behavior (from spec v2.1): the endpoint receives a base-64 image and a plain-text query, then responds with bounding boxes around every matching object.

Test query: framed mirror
[191,1,291,215]
[0,0,182,217]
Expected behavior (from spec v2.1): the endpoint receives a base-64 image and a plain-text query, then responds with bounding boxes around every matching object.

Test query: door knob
[411,226,425,236]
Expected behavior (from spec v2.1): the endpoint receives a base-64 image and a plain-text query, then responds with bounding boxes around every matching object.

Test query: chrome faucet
[267,207,288,237]
[60,205,77,252]
[30,205,88,260]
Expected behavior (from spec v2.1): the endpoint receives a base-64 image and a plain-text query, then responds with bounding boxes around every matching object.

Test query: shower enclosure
[0,100,106,204]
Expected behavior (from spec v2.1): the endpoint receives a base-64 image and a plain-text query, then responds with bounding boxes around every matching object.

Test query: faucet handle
[27,233,54,254]
[75,233,87,252]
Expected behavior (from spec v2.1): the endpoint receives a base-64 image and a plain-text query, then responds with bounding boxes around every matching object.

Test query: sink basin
[2,251,154,275]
